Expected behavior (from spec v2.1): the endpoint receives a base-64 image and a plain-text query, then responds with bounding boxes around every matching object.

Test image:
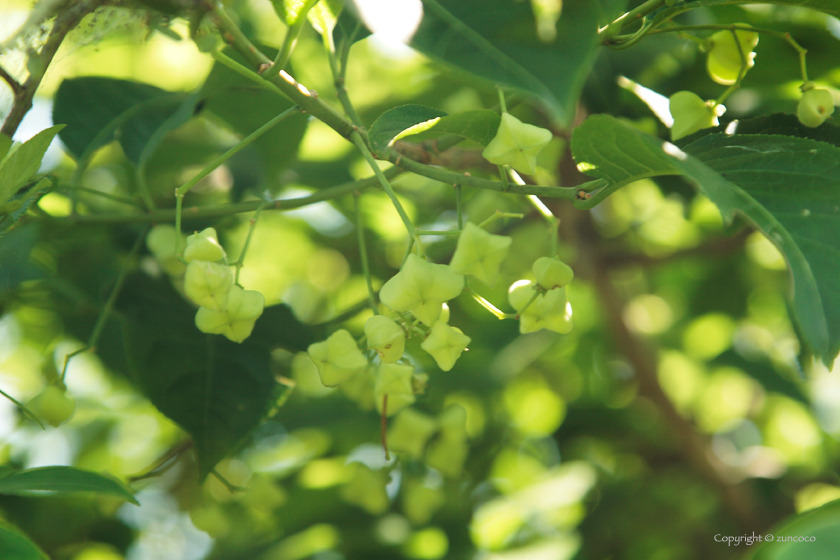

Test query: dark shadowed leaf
[410,0,603,125]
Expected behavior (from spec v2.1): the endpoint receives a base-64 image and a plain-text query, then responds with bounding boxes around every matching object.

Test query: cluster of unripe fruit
[669,27,834,140]
[304,221,574,422]
[147,225,265,343]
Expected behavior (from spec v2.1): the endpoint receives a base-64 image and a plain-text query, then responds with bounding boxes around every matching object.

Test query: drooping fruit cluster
[669,91,725,141]
[147,225,265,343]
[482,112,552,175]
[797,82,835,127]
[507,256,574,335]
[27,385,75,427]
[706,27,759,85]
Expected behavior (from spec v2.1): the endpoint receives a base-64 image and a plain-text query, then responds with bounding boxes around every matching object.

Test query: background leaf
[65,272,317,476]
[0,467,137,504]
[199,47,309,181]
[52,77,189,165]
[0,523,48,560]
[571,115,840,365]
[308,0,342,35]
[0,226,44,294]
[748,499,840,559]
[0,126,63,205]
[410,0,603,125]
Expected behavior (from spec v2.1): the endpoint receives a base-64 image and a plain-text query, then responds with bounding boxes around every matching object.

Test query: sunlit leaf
[0,126,63,205]
[572,114,840,365]
[369,105,501,153]
[748,498,840,559]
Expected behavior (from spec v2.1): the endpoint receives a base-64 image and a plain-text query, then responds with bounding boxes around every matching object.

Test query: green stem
[351,131,423,255]
[455,184,463,229]
[213,5,357,139]
[44,168,403,226]
[468,285,513,320]
[355,193,378,313]
[175,106,300,256]
[234,202,267,285]
[514,288,541,318]
[211,51,287,97]
[61,185,143,208]
[324,26,363,127]
[477,210,524,229]
[598,0,666,44]
[264,0,320,78]
[496,86,507,113]
[0,387,45,429]
[416,229,462,236]
[385,149,579,199]
[650,24,808,81]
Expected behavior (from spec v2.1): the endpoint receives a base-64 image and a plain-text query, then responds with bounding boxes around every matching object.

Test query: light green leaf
[308,0,342,35]
[0,466,138,504]
[748,499,840,559]
[703,0,840,17]
[411,0,603,126]
[278,0,320,25]
[0,125,63,205]
[571,114,840,365]
[0,523,48,560]
[369,105,502,154]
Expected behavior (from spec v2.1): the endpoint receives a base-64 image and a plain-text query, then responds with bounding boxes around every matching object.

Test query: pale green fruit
[387,408,438,458]
[189,506,229,537]
[146,224,186,276]
[707,27,758,85]
[194,286,265,343]
[482,112,552,175]
[291,352,333,397]
[339,366,377,410]
[184,227,226,263]
[28,386,75,427]
[307,329,368,387]
[449,222,512,286]
[437,405,468,443]
[341,463,390,515]
[374,362,416,416]
[798,86,835,127]
[440,303,450,325]
[379,254,464,326]
[533,257,573,290]
[420,321,471,372]
[669,91,721,141]
[425,436,469,478]
[184,261,233,311]
[402,481,445,525]
[508,280,573,335]
[365,315,406,363]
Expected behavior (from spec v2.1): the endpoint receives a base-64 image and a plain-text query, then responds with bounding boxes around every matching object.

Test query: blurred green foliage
[0,1,840,560]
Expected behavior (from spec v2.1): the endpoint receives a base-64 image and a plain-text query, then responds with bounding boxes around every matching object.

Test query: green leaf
[748,499,840,559]
[52,77,190,166]
[334,3,371,46]
[0,134,12,161]
[0,125,63,205]
[0,226,45,293]
[410,0,603,126]
[199,47,309,178]
[369,105,448,153]
[308,0,342,36]
[0,523,48,560]
[571,115,840,365]
[369,105,502,154]
[65,273,318,476]
[729,113,840,148]
[278,0,320,25]
[0,466,137,504]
